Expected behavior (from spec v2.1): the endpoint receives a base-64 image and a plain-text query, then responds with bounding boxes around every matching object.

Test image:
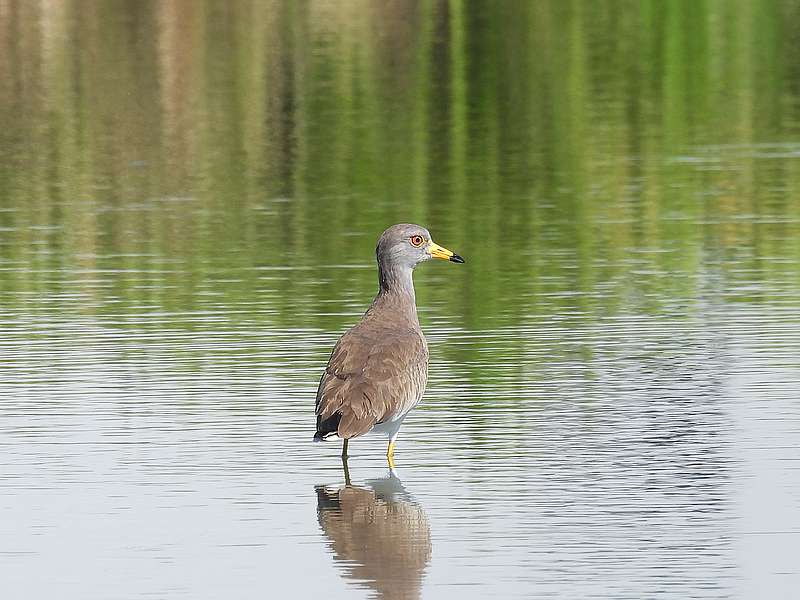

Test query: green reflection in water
[1,0,799,335]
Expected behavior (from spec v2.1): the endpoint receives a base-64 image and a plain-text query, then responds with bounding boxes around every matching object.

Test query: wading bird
[313,224,464,466]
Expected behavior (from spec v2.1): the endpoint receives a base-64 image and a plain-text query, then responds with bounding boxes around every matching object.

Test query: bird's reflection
[315,461,431,600]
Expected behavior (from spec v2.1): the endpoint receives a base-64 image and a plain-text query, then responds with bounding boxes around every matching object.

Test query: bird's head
[376,223,465,270]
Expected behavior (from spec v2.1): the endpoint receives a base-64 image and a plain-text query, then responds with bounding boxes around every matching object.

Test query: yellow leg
[341,438,349,459]
[386,440,394,462]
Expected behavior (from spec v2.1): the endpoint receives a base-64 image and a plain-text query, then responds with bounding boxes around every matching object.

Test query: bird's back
[314,298,428,440]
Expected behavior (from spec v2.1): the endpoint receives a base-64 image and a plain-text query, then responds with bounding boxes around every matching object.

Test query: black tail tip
[315,412,341,442]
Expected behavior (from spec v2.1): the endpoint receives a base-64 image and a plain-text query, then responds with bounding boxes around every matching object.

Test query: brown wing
[315,323,428,439]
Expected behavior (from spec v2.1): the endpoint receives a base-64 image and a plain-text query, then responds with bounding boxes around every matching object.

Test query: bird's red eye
[410,235,424,247]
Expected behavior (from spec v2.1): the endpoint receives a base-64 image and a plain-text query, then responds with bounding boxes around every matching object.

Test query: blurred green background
[1,0,799,332]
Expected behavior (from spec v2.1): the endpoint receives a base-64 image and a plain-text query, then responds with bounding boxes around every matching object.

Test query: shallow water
[2,2,800,599]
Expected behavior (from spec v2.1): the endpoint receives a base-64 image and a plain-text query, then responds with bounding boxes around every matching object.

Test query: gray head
[376,223,464,271]
[375,223,463,294]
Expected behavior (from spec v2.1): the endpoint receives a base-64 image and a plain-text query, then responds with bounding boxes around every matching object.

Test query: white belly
[369,415,409,439]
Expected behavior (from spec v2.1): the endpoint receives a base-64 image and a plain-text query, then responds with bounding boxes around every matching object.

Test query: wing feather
[315,323,428,439]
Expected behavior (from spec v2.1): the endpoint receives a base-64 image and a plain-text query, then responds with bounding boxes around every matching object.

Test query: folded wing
[315,325,428,439]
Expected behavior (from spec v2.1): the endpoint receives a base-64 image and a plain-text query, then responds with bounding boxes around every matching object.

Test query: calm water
[2,2,800,599]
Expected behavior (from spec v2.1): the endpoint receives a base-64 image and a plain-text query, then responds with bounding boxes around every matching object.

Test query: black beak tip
[449,254,465,264]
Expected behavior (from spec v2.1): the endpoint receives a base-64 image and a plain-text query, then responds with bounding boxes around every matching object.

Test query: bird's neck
[379,262,415,295]
[372,263,418,320]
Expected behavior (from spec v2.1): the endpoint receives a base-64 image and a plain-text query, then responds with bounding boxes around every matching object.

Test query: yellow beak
[427,241,465,263]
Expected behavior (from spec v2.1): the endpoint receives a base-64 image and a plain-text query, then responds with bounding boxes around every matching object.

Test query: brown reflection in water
[316,465,431,600]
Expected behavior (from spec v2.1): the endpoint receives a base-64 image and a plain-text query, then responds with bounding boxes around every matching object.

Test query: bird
[313,223,464,465]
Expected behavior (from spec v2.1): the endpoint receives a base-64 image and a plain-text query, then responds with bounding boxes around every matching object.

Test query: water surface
[1,2,800,598]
